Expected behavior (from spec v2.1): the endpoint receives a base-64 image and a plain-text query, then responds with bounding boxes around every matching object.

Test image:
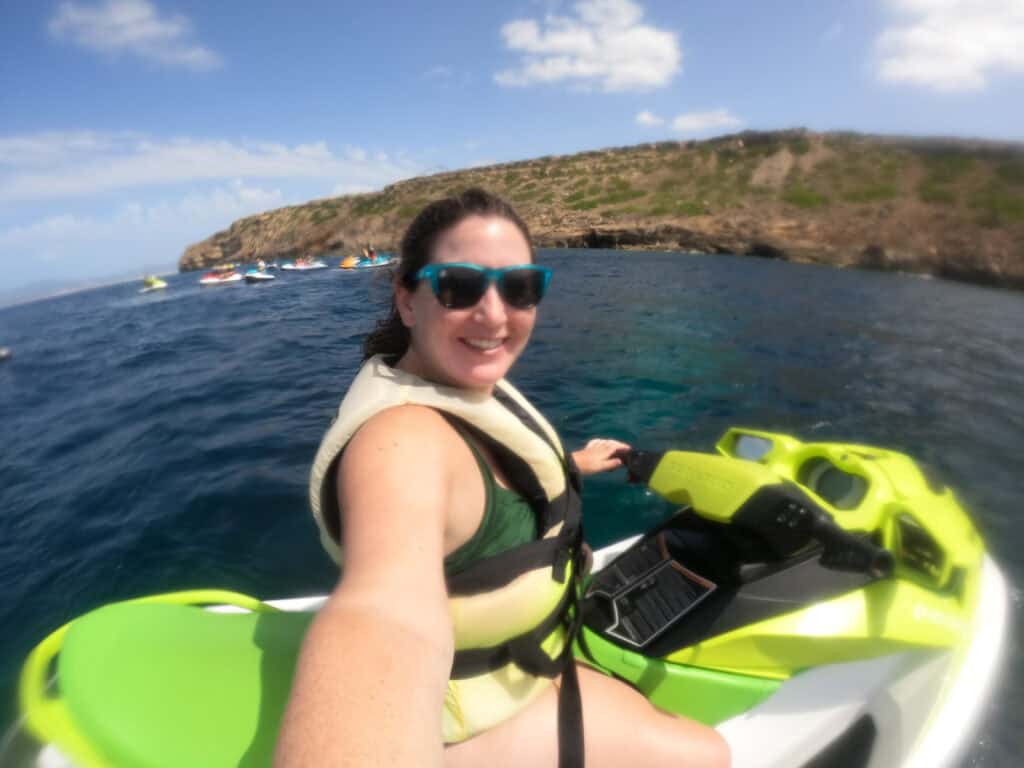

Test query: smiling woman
[278,188,730,768]
[369,189,542,390]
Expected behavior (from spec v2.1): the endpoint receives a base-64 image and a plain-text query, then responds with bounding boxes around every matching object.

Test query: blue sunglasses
[413,263,552,309]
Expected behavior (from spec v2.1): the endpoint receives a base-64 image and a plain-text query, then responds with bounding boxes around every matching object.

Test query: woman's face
[396,214,537,392]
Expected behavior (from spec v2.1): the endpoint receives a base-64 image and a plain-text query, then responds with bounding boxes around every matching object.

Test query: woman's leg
[445,663,730,768]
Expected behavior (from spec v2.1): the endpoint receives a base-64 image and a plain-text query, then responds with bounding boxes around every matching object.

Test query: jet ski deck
[12,429,1008,768]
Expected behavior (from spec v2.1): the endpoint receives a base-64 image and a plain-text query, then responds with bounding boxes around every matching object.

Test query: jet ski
[583,429,1007,768]
[198,271,242,286]
[11,429,1007,768]
[280,259,327,271]
[340,254,394,270]
[138,276,167,293]
[243,269,275,283]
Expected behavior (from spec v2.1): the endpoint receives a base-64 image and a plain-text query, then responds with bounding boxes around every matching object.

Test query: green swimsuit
[444,433,538,576]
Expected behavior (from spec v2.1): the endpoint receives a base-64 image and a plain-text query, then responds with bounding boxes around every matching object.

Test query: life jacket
[309,356,585,752]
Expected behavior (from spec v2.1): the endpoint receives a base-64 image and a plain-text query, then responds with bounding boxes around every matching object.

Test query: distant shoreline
[178,130,1024,294]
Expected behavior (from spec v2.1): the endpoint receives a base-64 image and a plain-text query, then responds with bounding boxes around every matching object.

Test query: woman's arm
[275,406,458,768]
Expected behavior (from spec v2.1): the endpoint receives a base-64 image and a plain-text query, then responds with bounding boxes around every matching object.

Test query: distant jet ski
[280,259,327,271]
[199,271,242,285]
[139,276,168,293]
[244,269,275,283]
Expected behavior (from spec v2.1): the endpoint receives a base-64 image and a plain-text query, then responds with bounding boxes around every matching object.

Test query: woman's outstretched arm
[275,407,457,768]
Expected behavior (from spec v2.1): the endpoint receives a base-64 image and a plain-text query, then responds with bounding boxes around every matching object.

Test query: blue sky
[2,0,1023,294]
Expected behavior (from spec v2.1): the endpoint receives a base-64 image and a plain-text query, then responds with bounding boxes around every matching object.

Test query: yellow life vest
[309,355,583,742]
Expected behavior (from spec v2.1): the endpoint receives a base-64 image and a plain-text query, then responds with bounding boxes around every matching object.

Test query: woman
[276,189,729,768]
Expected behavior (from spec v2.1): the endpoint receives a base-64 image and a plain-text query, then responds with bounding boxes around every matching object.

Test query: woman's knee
[577,666,730,768]
[684,723,730,768]
[645,716,730,768]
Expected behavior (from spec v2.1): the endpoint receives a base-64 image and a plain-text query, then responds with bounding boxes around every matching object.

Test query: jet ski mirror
[733,434,774,461]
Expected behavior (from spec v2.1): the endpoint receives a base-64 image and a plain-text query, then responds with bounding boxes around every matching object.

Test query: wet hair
[362,188,534,361]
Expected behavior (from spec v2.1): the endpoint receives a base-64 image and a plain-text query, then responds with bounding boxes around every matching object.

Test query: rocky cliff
[179,130,1024,290]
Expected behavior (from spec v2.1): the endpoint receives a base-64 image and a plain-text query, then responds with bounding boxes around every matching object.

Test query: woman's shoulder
[342,404,466,476]
[356,403,457,441]
[337,404,480,551]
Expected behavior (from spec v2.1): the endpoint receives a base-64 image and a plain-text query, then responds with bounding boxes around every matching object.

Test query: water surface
[1,250,1020,764]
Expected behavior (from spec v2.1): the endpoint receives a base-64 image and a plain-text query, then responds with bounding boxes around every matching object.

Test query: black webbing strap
[440,389,588,764]
[446,505,579,595]
[492,385,561,455]
[448,541,588,768]
[494,385,583,498]
[557,543,588,768]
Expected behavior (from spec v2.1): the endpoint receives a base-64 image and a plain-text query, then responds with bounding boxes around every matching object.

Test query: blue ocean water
[1,250,1021,765]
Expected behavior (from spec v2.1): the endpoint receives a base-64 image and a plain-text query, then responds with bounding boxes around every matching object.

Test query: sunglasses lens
[435,266,488,309]
[499,268,547,309]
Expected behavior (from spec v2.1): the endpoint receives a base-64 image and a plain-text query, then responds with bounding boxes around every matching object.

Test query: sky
[1,0,1023,296]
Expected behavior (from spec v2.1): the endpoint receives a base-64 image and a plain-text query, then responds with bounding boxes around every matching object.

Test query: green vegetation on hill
[180,129,1024,290]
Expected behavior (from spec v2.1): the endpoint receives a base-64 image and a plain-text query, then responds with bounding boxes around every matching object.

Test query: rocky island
[179,130,1024,290]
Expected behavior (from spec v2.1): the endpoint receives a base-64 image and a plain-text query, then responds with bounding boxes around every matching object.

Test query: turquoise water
[1,249,1021,764]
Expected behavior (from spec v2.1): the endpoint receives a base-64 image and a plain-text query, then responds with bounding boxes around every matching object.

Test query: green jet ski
[9,429,1008,768]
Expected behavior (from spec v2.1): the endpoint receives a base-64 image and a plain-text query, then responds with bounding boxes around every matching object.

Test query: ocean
[1,249,1021,765]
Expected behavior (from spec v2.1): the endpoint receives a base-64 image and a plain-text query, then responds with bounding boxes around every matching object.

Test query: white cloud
[0,132,419,204]
[877,0,1024,91]
[345,146,368,162]
[0,181,284,253]
[0,181,287,279]
[48,0,222,70]
[0,131,138,167]
[495,0,681,92]
[0,132,424,289]
[671,109,742,136]
[636,110,664,126]
[466,157,500,169]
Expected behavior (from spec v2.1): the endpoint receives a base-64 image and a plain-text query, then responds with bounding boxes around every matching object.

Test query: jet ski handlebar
[613,448,894,578]
[802,504,894,578]
[614,448,660,486]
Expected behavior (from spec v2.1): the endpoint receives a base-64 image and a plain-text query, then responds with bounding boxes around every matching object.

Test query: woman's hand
[572,438,631,476]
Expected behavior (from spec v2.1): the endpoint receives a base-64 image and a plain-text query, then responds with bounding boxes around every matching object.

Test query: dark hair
[362,188,534,361]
